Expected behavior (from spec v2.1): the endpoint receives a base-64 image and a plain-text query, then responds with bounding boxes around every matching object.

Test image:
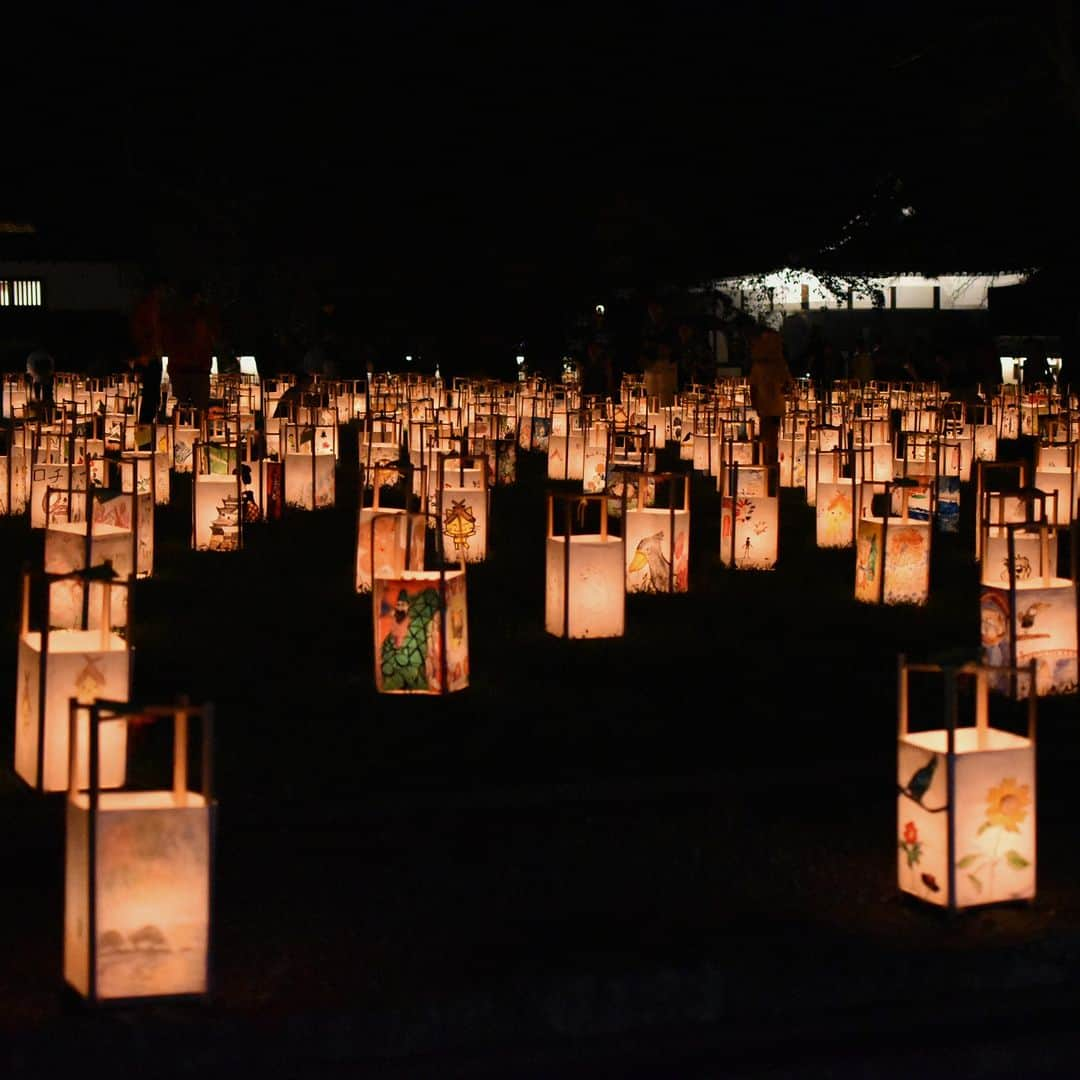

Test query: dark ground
[3,429,1080,1077]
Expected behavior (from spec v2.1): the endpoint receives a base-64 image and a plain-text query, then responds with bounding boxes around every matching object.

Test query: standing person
[161,282,217,413]
[748,326,791,468]
[130,279,167,423]
[25,346,55,417]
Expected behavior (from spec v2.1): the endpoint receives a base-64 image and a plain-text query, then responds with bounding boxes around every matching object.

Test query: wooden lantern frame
[66,697,216,1004]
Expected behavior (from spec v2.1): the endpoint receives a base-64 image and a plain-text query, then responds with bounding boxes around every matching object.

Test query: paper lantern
[437,453,490,563]
[624,473,690,593]
[65,699,215,1001]
[0,425,30,515]
[284,424,336,509]
[355,470,425,593]
[545,493,625,638]
[855,483,932,605]
[15,568,132,792]
[44,489,136,630]
[192,446,243,552]
[373,560,469,694]
[118,453,156,578]
[897,657,1036,910]
[31,463,88,530]
[980,523,1078,697]
[816,472,859,549]
[1034,464,1075,527]
[720,464,778,570]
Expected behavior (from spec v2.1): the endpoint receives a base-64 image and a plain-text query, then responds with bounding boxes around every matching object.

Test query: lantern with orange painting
[855,480,933,606]
[65,698,215,1001]
[720,463,779,570]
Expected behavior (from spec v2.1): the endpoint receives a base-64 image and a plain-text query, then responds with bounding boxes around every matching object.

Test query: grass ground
[2,428,1079,1076]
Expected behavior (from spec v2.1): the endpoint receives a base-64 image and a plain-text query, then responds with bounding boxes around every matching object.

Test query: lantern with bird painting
[65,698,215,1001]
[372,527,468,694]
[980,521,1077,698]
[855,480,932,605]
[546,492,625,638]
[624,473,690,593]
[720,463,779,570]
[14,567,133,793]
[897,656,1036,910]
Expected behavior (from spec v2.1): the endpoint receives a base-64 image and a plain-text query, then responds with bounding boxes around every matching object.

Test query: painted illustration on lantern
[721,495,776,569]
[75,655,107,701]
[377,585,440,691]
[443,499,476,558]
[855,523,881,598]
[93,807,210,998]
[981,585,1078,696]
[882,527,929,604]
[174,440,193,469]
[817,488,853,547]
[954,778,1033,899]
[627,532,670,592]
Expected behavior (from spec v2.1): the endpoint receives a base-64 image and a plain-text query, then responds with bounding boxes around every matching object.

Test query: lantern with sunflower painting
[897,656,1036,910]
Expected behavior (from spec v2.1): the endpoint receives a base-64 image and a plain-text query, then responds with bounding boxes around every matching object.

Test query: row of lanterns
[4,361,1079,1003]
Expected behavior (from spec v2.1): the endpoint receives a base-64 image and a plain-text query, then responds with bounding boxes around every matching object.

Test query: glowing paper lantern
[855,483,932,605]
[15,568,132,792]
[980,523,1078,697]
[65,699,215,1001]
[118,453,155,577]
[720,464,778,570]
[897,657,1036,910]
[0,426,30,515]
[546,493,625,638]
[44,489,136,630]
[355,473,426,593]
[373,562,469,694]
[284,424,336,509]
[816,472,859,549]
[192,445,243,552]
[30,463,88,530]
[624,473,690,593]
[438,453,490,563]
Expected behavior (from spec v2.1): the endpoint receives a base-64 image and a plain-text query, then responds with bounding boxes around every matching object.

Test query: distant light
[901,206,916,218]
[1047,356,1062,373]
[405,355,412,364]
[595,304,605,316]
[1000,356,1025,384]
[515,355,525,366]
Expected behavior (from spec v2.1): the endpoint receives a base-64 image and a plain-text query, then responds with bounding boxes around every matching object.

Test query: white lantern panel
[65,793,211,998]
[284,453,335,509]
[356,509,426,593]
[720,494,778,569]
[45,524,133,629]
[897,730,1035,908]
[15,631,129,791]
[545,536,625,638]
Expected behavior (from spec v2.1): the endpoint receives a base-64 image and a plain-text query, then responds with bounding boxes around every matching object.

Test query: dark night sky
[2,3,1076,340]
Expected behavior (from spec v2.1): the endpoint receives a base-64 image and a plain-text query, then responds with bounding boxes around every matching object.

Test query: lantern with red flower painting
[720,463,778,570]
[897,656,1036,910]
